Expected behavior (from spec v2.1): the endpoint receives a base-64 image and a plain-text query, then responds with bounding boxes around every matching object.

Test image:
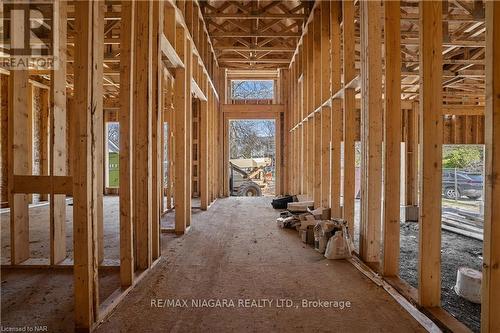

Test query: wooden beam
[222,104,284,113]
[312,8,322,208]
[119,0,134,288]
[218,58,291,64]
[200,76,209,210]
[39,88,49,202]
[215,46,295,52]
[8,67,30,264]
[133,0,153,269]
[320,1,331,209]
[210,32,301,38]
[73,1,102,329]
[12,175,72,195]
[307,30,314,198]
[359,0,383,265]
[174,26,188,233]
[418,0,443,308]
[50,0,68,265]
[482,1,500,331]
[330,1,342,217]
[185,39,193,228]
[7,3,30,264]
[151,0,163,261]
[382,0,401,277]
[342,0,356,233]
[205,13,307,19]
[0,75,9,208]
[161,34,185,69]
[405,103,419,206]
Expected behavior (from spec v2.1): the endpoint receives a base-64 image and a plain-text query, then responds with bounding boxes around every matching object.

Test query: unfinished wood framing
[330,1,342,217]
[72,1,102,329]
[482,1,500,331]
[1,1,499,332]
[418,0,443,308]
[359,0,383,265]
[381,0,401,277]
[174,25,189,233]
[119,0,135,288]
[8,65,30,265]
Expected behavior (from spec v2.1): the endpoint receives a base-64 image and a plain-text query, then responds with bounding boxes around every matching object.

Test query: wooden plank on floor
[50,0,68,265]
[483,2,500,331]
[418,0,443,308]
[359,0,383,265]
[133,0,153,269]
[119,0,135,288]
[382,0,401,277]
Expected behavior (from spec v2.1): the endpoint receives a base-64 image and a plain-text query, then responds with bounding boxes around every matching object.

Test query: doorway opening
[228,119,276,197]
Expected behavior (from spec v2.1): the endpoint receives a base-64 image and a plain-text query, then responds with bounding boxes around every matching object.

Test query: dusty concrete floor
[1,196,121,264]
[1,196,427,332]
[96,197,424,333]
[1,269,120,332]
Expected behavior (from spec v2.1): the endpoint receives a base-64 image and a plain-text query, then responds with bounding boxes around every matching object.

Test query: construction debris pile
[274,195,354,260]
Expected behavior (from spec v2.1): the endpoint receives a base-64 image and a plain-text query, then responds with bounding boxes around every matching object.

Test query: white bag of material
[324,231,351,260]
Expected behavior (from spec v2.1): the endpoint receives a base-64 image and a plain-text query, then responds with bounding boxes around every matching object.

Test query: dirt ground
[399,221,482,333]
[1,196,427,332]
[350,199,481,332]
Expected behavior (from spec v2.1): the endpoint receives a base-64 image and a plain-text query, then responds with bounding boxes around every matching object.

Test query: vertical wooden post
[167,78,174,210]
[185,42,193,227]
[312,8,322,208]
[119,0,135,288]
[73,1,102,329]
[330,1,342,217]
[320,1,331,209]
[133,0,153,269]
[382,0,401,277]
[200,78,209,210]
[27,85,33,205]
[39,88,49,202]
[8,3,30,264]
[482,2,500,331]
[0,75,9,208]
[91,2,104,266]
[418,0,443,308]
[151,0,163,260]
[308,31,314,198]
[359,0,383,265]
[174,26,188,233]
[406,102,419,206]
[50,0,68,265]
[342,0,356,232]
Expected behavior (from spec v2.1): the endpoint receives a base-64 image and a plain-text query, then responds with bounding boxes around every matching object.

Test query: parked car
[442,170,483,200]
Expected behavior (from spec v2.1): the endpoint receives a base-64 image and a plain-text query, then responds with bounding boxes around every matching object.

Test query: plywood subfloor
[96,197,426,332]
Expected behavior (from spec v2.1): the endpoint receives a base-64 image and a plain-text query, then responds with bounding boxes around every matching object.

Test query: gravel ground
[399,221,482,333]
[351,199,482,332]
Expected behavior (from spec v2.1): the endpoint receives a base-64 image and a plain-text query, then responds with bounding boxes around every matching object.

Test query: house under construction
[0,0,499,332]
